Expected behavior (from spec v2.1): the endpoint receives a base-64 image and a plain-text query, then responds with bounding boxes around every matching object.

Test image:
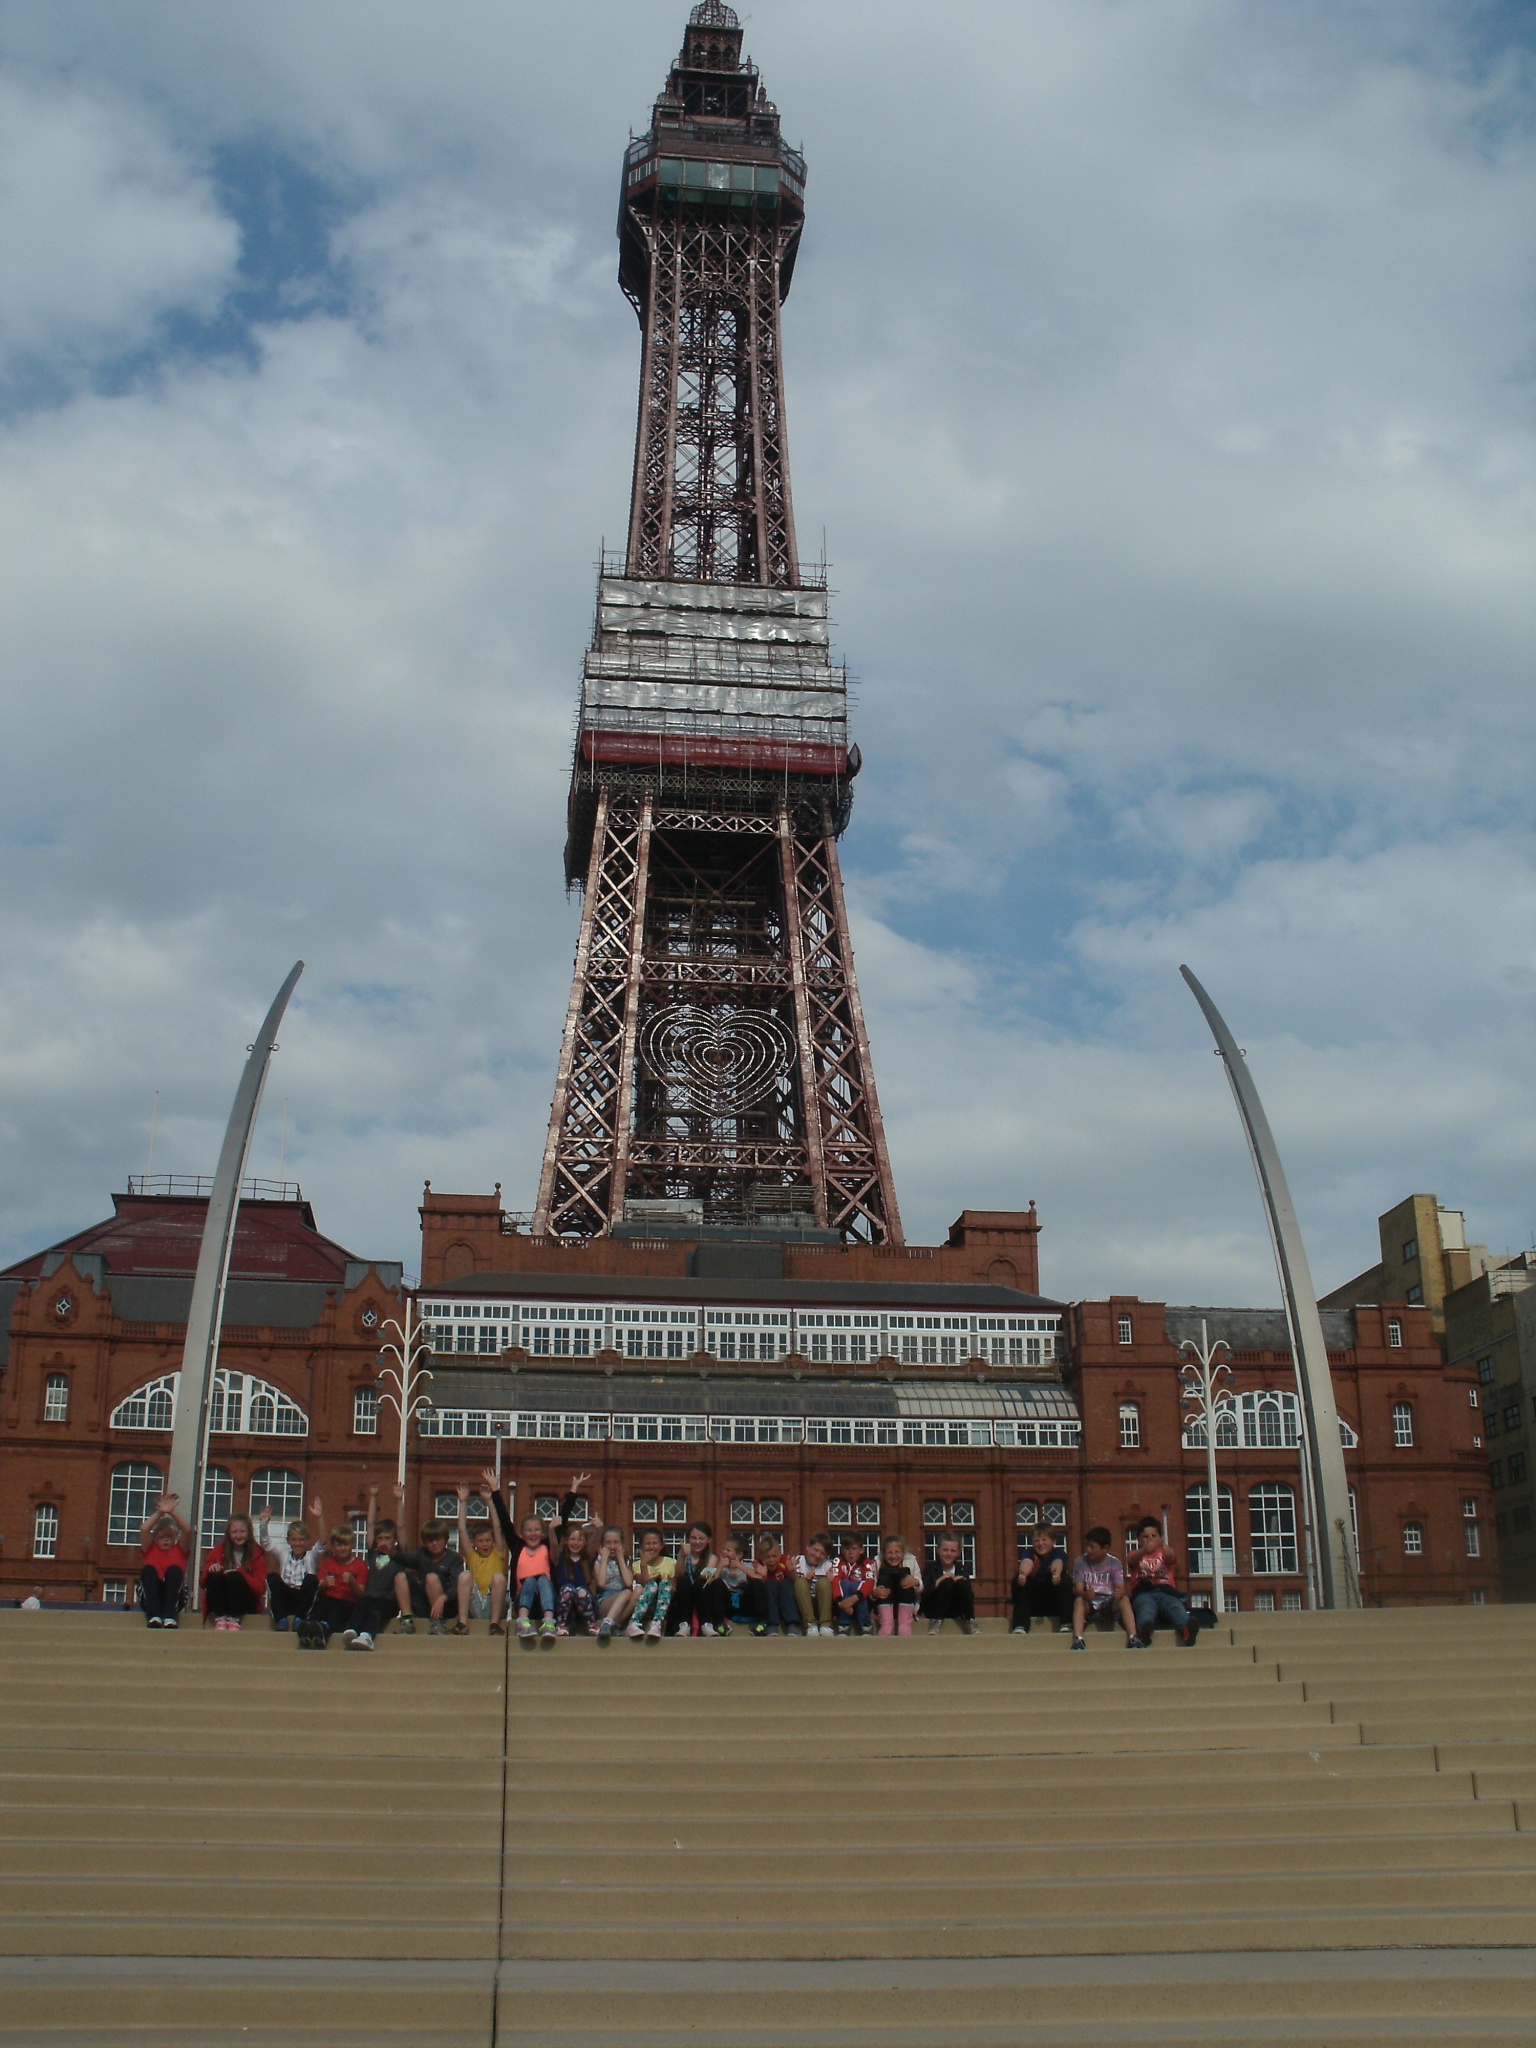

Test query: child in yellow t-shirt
[452,1481,508,1635]
[627,1530,675,1643]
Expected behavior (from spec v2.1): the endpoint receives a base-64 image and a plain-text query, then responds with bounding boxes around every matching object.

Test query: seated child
[746,1536,800,1636]
[200,1514,267,1630]
[590,1526,636,1642]
[920,1532,977,1635]
[715,1537,768,1636]
[1126,1517,1198,1648]
[1069,1527,1138,1650]
[872,1535,922,1636]
[392,1517,461,1636]
[257,1495,324,1631]
[344,1484,409,1652]
[299,1525,366,1647]
[666,1522,723,1637]
[831,1537,877,1636]
[137,1493,190,1628]
[628,1530,675,1642]
[791,1535,836,1636]
[1012,1526,1074,1633]
[553,1522,601,1638]
[455,1483,511,1638]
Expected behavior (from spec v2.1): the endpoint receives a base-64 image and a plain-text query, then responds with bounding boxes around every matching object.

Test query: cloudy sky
[2,0,1533,1303]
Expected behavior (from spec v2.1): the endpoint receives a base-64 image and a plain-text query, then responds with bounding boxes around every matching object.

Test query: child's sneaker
[645,1621,663,1643]
[1127,1637,1146,1650]
[539,1620,557,1649]
[163,1616,178,1630]
[751,1623,768,1637]
[347,1631,374,1652]
[555,1624,569,1638]
[1181,1620,1200,1647]
[428,1617,447,1637]
[960,1618,979,1635]
[700,1623,716,1636]
[625,1621,643,1639]
[785,1625,803,1638]
[450,1620,469,1637]
[395,1615,416,1635]
[927,1620,943,1636]
[1070,1636,1086,1652]
[515,1617,534,1640]
[597,1619,614,1645]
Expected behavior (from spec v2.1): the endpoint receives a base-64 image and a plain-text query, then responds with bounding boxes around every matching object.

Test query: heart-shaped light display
[640,1003,794,1113]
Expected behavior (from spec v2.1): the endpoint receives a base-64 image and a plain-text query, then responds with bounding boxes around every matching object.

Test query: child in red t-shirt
[831,1536,877,1636]
[1126,1517,1198,1648]
[138,1494,191,1628]
[300,1527,368,1649]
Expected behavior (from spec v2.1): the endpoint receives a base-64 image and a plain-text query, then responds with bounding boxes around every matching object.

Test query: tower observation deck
[536,3,901,1247]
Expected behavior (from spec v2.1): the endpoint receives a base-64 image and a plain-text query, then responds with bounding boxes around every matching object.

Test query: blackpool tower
[535,3,901,1247]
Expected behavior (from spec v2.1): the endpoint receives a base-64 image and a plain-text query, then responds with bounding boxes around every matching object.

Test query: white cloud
[1,2,1534,1306]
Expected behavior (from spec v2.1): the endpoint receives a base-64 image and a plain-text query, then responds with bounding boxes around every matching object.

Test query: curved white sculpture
[166,963,304,1559]
[1181,965,1360,1609]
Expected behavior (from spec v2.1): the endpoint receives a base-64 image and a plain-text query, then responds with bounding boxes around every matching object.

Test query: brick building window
[1465,1523,1482,1558]
[349,1512,369,1554]
[632,1498,657,1524]
[199,1467,233,1545]
[1117,1315,1133,1345]
[1252,1591,1276,1612]
[1042,1501,1067,1528]
[1504,1404,1522,1433]
[435,1492,488,1522]
[1249,1485,1299,1575]
[1405,1285,1423,1305]
[1118,1403,1141,1449]
[32,1503,58,1559]
[827,1500,852,1526]
[1401,1238,1418,1264]
[1387,1319,1403,1349]
[1185,1484,1235,1577]
[1510,1453,1528,1485]
[856,1500,882,1530]
[923,1500,977,1574]
[107,1462,165,1547]
[729,1499,755,1526]
[1281,1590,1303,1610]
[1403,1522,1424,1556]
[250,1469,304,1527]
[758,1498,784,1526]
[1490,1460,1503,1489]
[1392,1402,1414,1448]
[353,1388,379,1435]
[1468,1388,1479,1409]
[1477,1356,1494,1383]
[101,1580,127,1606]
[43,1374,69,1422]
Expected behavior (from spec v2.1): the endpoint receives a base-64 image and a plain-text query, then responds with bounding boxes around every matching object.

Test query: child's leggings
[518,1573,554,1617]
[557,1583,599,1633]
[877,1599,915,1636]
[632,1578,673,1629]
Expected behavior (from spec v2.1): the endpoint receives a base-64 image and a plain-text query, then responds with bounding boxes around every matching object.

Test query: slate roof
[105,1276,337,1331]
[1164,1306,1358,1354]
[0,1193,358,1286]
[423,1272,1062,1312]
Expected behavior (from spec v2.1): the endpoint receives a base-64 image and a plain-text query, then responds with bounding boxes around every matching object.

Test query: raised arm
[140,1492,190,1548]
[479,1467,516,1548]
[455,1481,472,1557]
[364,1483,380,1547]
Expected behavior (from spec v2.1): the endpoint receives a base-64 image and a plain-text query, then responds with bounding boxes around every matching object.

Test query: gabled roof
[0,1192,359,1287]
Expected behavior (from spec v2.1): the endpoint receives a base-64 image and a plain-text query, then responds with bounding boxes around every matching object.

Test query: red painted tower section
[536,4,901,1247]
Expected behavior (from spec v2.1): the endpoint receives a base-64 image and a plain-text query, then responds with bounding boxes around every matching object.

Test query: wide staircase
[0,1605,1533,2044]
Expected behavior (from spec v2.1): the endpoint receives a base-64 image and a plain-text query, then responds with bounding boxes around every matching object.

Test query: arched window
[1392,1401,1414,1448]
[43,1373,69,1423]
[1183,1401,1239,1450]
[200,1466,233,1545]
[107,1462,165,1546]
[353,1387,379,1436]
[1254,1395,1285,1449]
[32,1503,59,1559]
[112,1371,307,1437]
[249,1468,304,1525]
[1249,1484,1299,1575]
[111,1377,176,1431]
[1184,1485,1235,1577]
[1118,1403,1141,1449]
[1338,1417,1359,1448]
[1387,1318,1403,1348]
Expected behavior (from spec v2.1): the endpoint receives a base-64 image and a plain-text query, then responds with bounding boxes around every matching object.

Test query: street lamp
[1178,1318,1233,1617]
[375,1298,435,1493]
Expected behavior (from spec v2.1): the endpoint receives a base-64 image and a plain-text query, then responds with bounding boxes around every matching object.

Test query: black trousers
[310,1593,361,1636]
[268,1575,317,1625]
[665,1574,731,1635]
[921,1577,975,1623]
[139,1565,184,1621]
[1011,1572,1073,1631]
[349,1593,399,1638]
[204,1572,260,1620]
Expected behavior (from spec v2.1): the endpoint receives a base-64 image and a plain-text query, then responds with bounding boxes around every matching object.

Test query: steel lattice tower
[535,3,901,1246]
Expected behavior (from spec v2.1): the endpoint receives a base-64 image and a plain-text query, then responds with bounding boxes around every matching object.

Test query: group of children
[136,1485,1200,1651]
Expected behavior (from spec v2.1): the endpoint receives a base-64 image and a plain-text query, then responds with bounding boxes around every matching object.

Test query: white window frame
[43,1373,69,1423]
[107,1462,165,1547]
[353,1387,379,1436]
[1249,1484,1299,1576]
[1392,1402,1414,1448]
[200,1466,233,1545]
[1117,1314,1133,1345]
[1118,1402,1140,1449]
[32,1502,58,1559]
[1403,1521,1424,1556]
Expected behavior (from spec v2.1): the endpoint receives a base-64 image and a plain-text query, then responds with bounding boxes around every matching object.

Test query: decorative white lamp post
[375,1298,434,1493]
[1178,1318,1233,1617]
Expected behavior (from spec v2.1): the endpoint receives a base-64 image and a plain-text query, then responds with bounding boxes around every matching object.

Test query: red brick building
[0,1182,1493,1611]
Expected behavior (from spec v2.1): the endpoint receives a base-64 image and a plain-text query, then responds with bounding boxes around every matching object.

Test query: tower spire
[535,13,901,1247]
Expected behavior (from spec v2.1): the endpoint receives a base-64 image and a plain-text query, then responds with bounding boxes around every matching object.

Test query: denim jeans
[518,1573,554,1618]
[1132,1587,1189,1638]
[763,1579,799,1629]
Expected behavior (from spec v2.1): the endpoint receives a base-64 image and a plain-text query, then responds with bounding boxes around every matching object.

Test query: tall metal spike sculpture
[167,962,304,1562]
[1181,966,1360,1608]
[536,4,901,1244]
